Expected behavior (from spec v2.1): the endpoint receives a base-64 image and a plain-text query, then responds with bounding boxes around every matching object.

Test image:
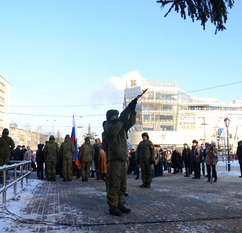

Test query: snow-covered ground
[0,161,241,232]
[0,178,42,232]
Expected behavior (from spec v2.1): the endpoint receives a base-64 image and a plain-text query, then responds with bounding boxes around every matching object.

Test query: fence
[0,160,32,210]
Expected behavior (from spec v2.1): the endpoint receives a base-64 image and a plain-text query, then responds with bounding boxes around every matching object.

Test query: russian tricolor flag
[71,115,79,166]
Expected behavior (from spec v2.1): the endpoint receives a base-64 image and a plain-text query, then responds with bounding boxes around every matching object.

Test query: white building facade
[0,75,11,131]
[124,79,242,153]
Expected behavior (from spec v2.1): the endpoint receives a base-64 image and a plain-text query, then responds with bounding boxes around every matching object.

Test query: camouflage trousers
[81,162,91,179]
[46,161,57,180]
[62,158,73,180]
[140,160,152,185]
[105,160,127,208]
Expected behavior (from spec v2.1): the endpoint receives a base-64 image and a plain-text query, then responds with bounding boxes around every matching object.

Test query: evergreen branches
[157,0,235,33]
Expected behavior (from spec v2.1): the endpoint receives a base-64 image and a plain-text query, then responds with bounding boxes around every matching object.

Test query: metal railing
[0,160,32,209]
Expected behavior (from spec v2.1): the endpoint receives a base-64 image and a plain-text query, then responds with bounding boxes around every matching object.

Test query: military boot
[118,204,131,213]
[109,207,122,216]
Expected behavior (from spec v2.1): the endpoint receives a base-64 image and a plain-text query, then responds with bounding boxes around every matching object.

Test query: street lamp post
[224,117,230,172]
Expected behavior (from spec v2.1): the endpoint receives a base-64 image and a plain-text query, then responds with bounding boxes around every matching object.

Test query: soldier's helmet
[65,134,70,139]
[2,128,9,135]
[49,135,55,141]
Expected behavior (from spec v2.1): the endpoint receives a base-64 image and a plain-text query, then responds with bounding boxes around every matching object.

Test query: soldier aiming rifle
[103,88,148,216]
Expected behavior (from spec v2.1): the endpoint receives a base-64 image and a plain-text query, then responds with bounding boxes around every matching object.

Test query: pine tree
[157,0,234,33]
[82,124,98,144]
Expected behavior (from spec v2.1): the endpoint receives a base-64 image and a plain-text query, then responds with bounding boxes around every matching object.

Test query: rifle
[135,88,148,100]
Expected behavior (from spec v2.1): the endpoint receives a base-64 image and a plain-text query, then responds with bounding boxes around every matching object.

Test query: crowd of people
[127,139,220,185]
[1,100,242,218]
[0,129,107,184]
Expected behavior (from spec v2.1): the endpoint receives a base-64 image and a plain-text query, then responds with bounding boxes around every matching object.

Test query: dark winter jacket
[182,146,191,165]
[171,149,183,168]
[36,144,45,164]
[13,147,23,160]
[191,145,201,163]
[236,141,242,163]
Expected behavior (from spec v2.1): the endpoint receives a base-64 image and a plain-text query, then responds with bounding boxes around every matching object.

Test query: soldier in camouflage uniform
[0,128,15,180]
[59,134,75,181]
[103,98,137,216]
[78,137,95,182]
[43,135,59,181]
[136,132,155,188]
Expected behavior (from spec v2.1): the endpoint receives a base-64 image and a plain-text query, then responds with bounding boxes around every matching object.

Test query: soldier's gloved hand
[119,114,128,127]
[128,98,137,110]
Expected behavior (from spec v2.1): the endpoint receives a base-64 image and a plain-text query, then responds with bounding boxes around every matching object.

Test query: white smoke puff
[122,71,145,88]
[91,71,146,105]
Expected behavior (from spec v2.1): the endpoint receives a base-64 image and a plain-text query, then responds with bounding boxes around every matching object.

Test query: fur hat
[106,109,119,121]
[85,137,90,143]
[142,132,149,139]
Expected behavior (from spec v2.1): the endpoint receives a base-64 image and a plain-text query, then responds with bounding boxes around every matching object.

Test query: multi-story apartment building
[0,75,49,151]
[125,79,242,153]
[0,75,11,131]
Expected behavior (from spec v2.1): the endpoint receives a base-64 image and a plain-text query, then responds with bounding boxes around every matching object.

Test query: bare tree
[157,0,234,33]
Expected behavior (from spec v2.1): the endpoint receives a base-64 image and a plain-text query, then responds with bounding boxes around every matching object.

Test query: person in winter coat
[0,128,15,180]
[96,145,107,181]
[93,138,102,180]
[59,134,75,181]
[43,135,59,181]
[171,148,183,174]
[166,149,172,173]
[136,132,155,188]
[103,98,137,216]
[191,139,201,179]
[205,142,218,182]
[78,137,95,182]
[154,145,161,177]
[12,145,23,160]
[182,143,191,177]
[23,146,32,161]
[36,144,45,179]
[236,140,242,177]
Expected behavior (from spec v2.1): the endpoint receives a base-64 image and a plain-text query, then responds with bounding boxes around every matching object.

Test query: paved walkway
[3,163,242,233]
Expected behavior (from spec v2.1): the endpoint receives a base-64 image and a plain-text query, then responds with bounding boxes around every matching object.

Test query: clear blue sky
[0,1,242,139]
